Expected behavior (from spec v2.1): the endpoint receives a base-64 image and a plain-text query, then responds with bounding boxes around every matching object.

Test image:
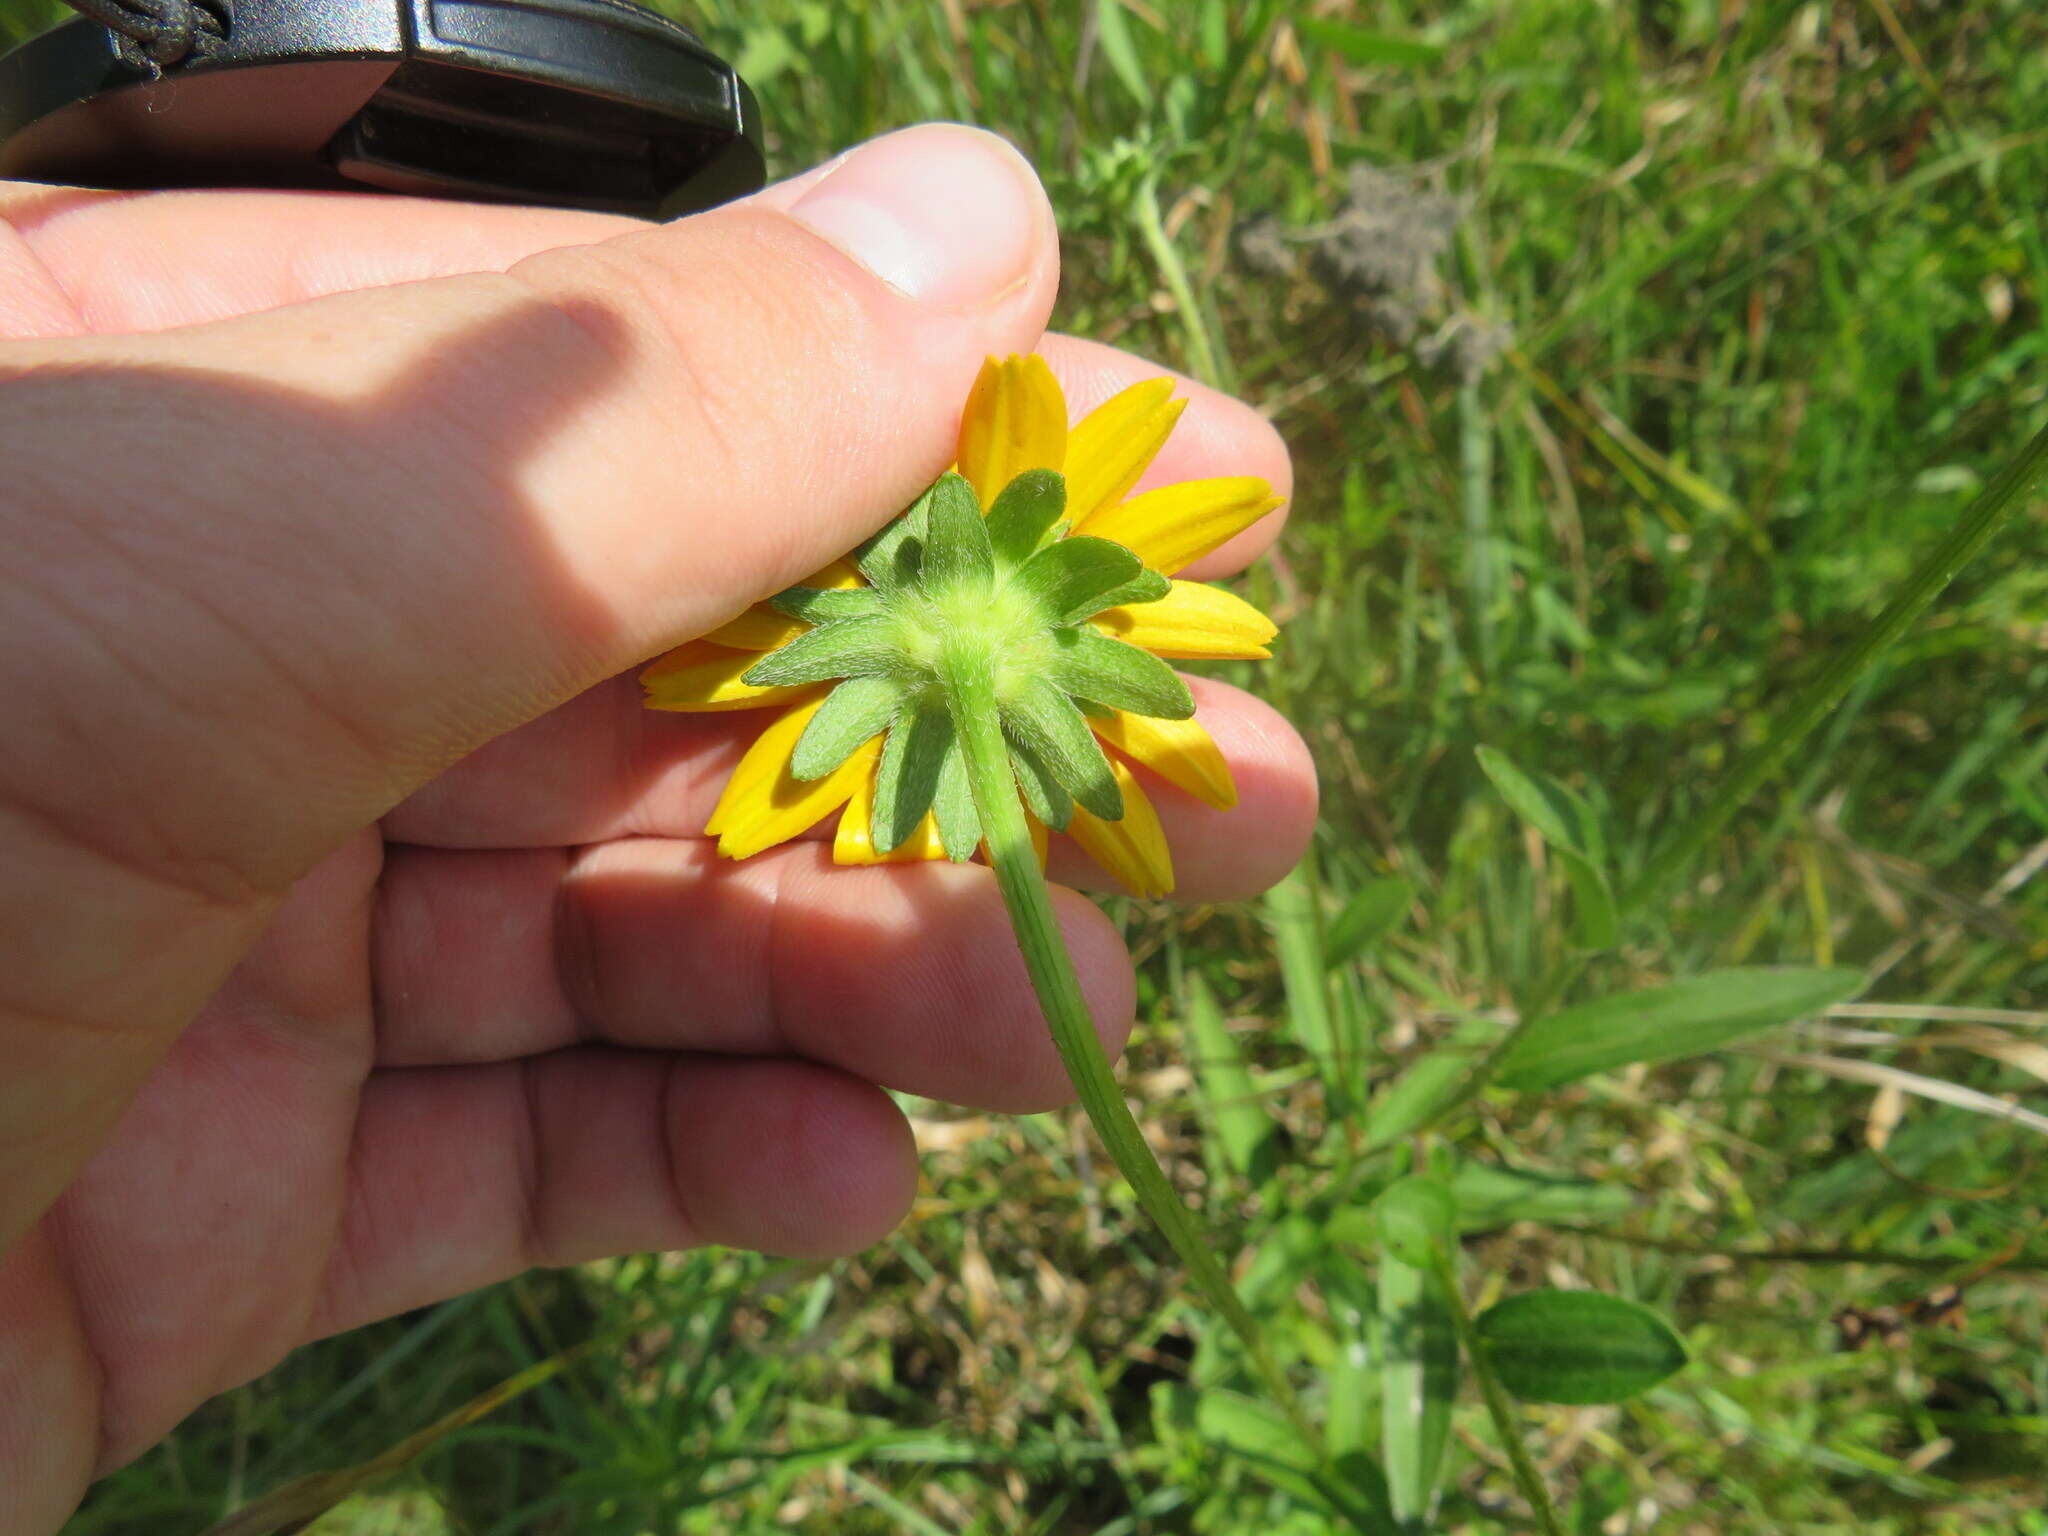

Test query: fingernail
[785,125,1047,308]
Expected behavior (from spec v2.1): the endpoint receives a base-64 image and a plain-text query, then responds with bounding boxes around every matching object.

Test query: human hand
[0,124,1315,1528]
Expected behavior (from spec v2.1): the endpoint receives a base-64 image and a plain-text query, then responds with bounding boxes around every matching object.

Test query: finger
[1,184,639,336]
[3,194,1284,576]
[0,123,1057,900]
[2,190,1283,579]
[313,1050,917,1337]
[372,838,1135,1111]
[0,125,1055,1242]
[1037,334,1291,577]
[1048,680,1319,903]
[385,674,1314,902]
[0,153,867,336]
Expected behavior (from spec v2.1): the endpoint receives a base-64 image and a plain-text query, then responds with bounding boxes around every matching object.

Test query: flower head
[640,355,1282,897]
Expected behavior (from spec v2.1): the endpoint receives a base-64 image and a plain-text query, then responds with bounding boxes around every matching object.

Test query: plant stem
[1430,1253,1566,1536]
[1460,378,1496,678]
[938,650,1319,1448]
[1426,414,2048,1131]
[1135,168,1232,395]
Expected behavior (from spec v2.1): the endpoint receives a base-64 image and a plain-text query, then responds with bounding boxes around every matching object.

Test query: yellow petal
[1094,581,1278,659]
[701,559,865,651]
[834,764,948,865]
[1064,378,1186,525]
[1074,476,1282,575]
[956,353,1067,507]
[1093,711,1237,810]
[640,641,820,713]
[702,605,803,651]
[707,700,874,860]
[1068,758,1174,898]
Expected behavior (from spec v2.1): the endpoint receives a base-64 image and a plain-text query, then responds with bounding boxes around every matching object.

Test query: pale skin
[0,124,1317,1529]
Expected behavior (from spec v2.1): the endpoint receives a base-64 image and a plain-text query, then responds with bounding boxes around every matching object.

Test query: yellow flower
[640,354,1282,897]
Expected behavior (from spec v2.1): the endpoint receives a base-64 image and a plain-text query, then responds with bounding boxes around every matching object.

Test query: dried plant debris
[1239,162,1507,381]
[1234,212,1296,282]
[1416,312,1512,386]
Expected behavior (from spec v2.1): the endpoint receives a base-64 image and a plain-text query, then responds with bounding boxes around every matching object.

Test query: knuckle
[504,215,878,497]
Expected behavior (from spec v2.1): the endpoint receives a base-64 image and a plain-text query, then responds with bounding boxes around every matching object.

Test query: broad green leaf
[769,585,881,624]
[1448,1158,1633,1232]
[1296,17,1443,68]
[871,696,953,852]
[1475,1290,1687,1405]
[1183,974,1277,1181]
[984,469,1067,568]
[1330,1452,1398,1534]
[1497,966,1865,1092]
[1380,1254,1457,1527]
[1326,876,1414,966]
[1374,1175,1456,1268]
[1234,1214,1328,1312]
[1262,863,1334,1058]
[1321,1260,1379,1459]
[1194,1387,1315,1473]
[1155,1387,1397,1533]
[916,472,993,595]
[1477,746,1618,949]
[1475,745,1605,861]
[742,613,902,687]
[1558,846,1619,949]
[999,676,1122,820]
[1007,536,1143,625]
[788,675,906,780]
[1046,629,1194,720]
[1362,1019,1496,1149]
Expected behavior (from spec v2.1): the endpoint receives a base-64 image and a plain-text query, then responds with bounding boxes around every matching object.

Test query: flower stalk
[938,643,1320,1450]
[638,354,1341,1502]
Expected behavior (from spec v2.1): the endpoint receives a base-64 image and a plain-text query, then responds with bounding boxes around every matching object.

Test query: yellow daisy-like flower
[639,354,1283,898]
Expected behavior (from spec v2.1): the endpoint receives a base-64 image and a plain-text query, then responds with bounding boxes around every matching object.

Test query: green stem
[1135,169,1231,395]
[1459,378,1496,678]
[1430,1253,1566,1536]
[1427,414,2048,1132]
[938,650,1319,1449]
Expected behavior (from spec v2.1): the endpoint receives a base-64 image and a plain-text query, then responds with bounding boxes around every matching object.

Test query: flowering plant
[643,353,1280,894]
[640,352,1320,1441]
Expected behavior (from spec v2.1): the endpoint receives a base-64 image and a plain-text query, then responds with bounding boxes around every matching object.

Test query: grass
[8,0,2046,1531]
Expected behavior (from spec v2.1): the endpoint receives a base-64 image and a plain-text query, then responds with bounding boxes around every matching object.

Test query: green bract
[740,470,1191,859]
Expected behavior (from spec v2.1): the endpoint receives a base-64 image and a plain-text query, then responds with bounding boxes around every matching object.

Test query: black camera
[0,0,765,218]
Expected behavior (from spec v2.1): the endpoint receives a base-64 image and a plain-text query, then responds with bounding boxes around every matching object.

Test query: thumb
[0,124,1057,891]
[0,124,1055,1247]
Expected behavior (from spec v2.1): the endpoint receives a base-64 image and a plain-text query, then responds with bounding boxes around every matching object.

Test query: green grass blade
[1263,861,1336,1060]
[1629,417,2048,914]
[1182,972,1278,1182]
